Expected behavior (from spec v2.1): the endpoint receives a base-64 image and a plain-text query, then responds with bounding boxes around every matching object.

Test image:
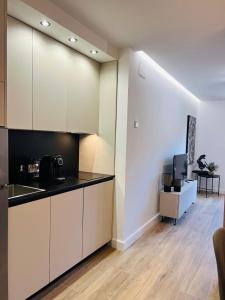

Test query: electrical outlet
[134,120,139,128]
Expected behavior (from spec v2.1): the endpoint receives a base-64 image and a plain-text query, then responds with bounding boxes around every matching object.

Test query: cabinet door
[0,82,5,126]
[0,0,6,82]
[7,17,33,129]
[0,0,6,126]
[50,189,83,281]
[66,48,99,134]
[33,30,67,132]
[8,198,50,300]
[83,181,113,258]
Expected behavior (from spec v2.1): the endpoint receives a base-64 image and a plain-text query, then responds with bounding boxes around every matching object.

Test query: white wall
[196,100,225,193]
[114,49,199,250]
[114,49,130,243]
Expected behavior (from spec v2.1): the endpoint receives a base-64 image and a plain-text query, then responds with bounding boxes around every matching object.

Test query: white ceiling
[8,0,117,63]
[50,0,225,101]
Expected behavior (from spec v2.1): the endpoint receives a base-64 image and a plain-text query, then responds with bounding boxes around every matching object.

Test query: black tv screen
[173,154,187,181]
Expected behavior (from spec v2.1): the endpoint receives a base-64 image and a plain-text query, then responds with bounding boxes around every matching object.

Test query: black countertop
[8,172,114,207]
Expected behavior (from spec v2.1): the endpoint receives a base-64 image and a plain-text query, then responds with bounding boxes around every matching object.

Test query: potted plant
[206,162,218,175]
[163,173,173,192]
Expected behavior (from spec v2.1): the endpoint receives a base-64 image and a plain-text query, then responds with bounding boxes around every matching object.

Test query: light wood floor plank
[32,195,223,300]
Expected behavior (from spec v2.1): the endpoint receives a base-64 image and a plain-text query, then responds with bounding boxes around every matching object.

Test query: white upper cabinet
[0,0,6,83]
[66,48,99,134]
[7,18,101,133]
[33,31,67,132]
[0,0,6,126]
[7,17,33,129]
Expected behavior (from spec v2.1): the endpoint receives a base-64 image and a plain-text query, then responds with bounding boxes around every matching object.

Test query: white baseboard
[112,213,160,251]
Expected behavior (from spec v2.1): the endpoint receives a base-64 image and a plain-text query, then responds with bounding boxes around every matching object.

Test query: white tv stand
[160,180,197,225]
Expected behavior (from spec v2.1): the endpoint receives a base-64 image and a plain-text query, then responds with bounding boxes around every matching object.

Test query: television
[173,154,187,182]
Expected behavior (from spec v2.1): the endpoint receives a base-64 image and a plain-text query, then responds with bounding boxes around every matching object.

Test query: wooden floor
[33,195,223,300]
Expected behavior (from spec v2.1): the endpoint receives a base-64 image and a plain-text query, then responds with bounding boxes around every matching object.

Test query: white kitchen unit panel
[50,189,83,281]
[66,48,99,134]
[0,81,5,126]
[33,30,67,132]
[8,198,50,300]
[7,17,33,129]
[0,0,6,83]
[83,181,114,258]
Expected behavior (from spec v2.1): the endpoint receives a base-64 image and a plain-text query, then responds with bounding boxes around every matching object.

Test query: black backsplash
[9,130,79,183]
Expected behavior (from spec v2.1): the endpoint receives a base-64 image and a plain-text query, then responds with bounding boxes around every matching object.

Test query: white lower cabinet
[8,180,113,299]
[8,198,51,300]
[50,189,83,281]
[83,181,114,258]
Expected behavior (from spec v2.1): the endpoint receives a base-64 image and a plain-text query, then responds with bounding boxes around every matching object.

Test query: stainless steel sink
[8,184,45,199]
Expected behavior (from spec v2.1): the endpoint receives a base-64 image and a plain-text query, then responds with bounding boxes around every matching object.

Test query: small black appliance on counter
[39,154,66,183]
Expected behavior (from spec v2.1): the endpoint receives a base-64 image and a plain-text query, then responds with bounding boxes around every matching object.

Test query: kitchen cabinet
[8,198,50,300]
[7,17,101,133]
[83,181,114,258]
[33,30,67,132]
[66,48,99,133]
[0,0,6,126]
[7,17,33,129]
[50,189,83,281]
[0,0,6,83]
[0,82,5,126]
[8,179,114,298]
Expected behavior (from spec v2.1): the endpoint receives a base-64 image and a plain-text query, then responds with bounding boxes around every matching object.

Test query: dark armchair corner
[213,227,225,300]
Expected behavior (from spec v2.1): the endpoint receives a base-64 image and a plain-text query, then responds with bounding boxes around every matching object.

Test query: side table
[192,170,220,198]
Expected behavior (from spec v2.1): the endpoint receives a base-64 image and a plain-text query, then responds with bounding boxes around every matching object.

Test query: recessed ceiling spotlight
[68,37,78,43]
[90,50,99,54]
[40,20,51,27]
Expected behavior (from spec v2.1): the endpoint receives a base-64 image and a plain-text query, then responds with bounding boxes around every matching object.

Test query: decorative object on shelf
[196,154,219,175]
[186,115,197,165]
[197,154,207,170]
[174,179,182,192]
[163,173,173,192]
[206,162,218,175]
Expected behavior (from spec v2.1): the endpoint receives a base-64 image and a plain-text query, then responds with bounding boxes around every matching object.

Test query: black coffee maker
[39,155,65,183]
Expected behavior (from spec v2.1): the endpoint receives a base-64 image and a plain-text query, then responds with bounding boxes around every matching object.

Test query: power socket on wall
[134,121,139,128]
